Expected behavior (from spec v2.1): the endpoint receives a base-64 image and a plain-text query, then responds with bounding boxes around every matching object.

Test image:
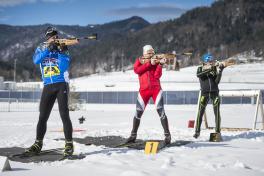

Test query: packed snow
[15,63,264,91]
[1,62,264,175]
[70,63,264,91]
[0,104,264,176]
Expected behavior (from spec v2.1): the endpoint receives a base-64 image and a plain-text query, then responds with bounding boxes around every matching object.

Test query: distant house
[3,81,16,90]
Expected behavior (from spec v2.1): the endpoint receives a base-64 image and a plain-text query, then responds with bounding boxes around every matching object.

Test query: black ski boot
[164,133,171,145]
[25,140,43,155]
[126,133,137,144]
[209,132,222,142]
[193,131,200,139]
[63,141,74,157]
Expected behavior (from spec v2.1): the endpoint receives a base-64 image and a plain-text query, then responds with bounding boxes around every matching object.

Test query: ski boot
[126,133,137,144]
[193,131,200,139]
[63,141,74,157]
[209,132,222,142]
[25,140,43,156]
[164,133,171,145]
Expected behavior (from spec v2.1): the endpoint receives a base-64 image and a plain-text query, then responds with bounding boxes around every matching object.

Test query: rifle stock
[140,52,192,65]
[55,38,79,45]
[216,59,236,68]
[44,33,97,46]
[203,59,236,70]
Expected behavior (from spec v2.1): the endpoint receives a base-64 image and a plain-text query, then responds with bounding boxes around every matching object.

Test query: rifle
[203,59,236,70]
[215,59,236,67]
[44,33,97,46]
[140,52,192,65]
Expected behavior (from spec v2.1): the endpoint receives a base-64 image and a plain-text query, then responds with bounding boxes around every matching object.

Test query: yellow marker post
[144,141,160,154]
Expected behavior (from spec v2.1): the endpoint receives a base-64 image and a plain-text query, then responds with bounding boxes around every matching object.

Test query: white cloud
[107,5,187,17]
[0,16,10,21]
[0,7,10,21]
[0,0,65,7]
[41,0,65,2]
[106,4,188,23]
[0,0,36,7]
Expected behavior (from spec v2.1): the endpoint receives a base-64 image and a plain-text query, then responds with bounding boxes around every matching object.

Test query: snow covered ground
[1,62,263,175]
[0,104,264,176]
[15,63,264,91]
[70,63,264,91]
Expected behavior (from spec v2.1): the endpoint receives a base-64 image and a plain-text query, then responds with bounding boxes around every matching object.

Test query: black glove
[219,64,225,72]
[48,41,59,52]
[209,70,216,77]
[208,66,217,76]
[58,43,68,53]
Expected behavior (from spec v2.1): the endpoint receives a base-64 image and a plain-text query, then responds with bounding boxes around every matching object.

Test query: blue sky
[0,0,215,26]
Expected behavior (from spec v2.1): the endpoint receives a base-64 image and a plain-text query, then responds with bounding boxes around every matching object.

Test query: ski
[11,148,63,158]
[10,147,85,162]
[114,141,145,148]
[58,154,86,161]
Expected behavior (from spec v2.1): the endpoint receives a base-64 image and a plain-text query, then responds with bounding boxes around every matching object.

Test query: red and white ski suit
[129,57,170,138]
[134,58,164,112]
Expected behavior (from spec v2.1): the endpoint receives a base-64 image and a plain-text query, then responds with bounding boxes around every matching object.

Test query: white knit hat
[143,45,155,55]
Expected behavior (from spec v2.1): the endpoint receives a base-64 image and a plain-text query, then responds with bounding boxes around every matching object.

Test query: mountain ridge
[0,0,263,81]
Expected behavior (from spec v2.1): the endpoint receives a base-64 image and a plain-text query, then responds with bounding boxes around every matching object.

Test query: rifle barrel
[175,52,192,56]
[82,33,97,40]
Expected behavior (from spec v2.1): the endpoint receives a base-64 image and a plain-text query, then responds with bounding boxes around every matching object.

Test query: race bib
[43,66,60,77]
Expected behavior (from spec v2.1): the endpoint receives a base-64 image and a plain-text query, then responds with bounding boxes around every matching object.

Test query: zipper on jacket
[40,64,44,81]
[49,58,53,84]
[148,70,151,89]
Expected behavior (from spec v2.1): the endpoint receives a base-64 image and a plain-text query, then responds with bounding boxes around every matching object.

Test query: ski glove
[48,42,59,52]
[209,70,216,77]
[151,57,157,65]
[159,58,166,65]
[219,64,225,72]
[58,43,68,53]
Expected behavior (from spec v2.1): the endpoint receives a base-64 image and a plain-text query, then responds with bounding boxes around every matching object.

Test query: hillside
[0,16,150,80]
[0,0,264,81]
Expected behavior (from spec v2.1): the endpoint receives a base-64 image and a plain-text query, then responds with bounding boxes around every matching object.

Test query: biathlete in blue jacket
[25,27,74,157]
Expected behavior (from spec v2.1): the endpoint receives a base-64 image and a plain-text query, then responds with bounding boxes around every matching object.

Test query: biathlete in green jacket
[194,53,225,139]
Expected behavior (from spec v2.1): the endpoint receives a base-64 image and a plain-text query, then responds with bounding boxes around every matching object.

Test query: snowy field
[0,104,264,176]
[16,63,264,91]
[1,62,263,175]
[70,63,264,91]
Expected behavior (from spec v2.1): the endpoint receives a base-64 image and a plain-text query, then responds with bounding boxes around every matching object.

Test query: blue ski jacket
[33,43,71,85]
